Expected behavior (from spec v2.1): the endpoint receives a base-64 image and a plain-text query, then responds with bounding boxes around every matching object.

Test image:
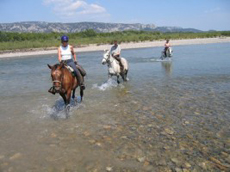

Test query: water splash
[92,78,123,91]
[150,58,172,62]
[31,97,84,119]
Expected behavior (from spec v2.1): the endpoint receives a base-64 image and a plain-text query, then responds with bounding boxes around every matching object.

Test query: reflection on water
[0,43,230,171]
[161,61,173,76]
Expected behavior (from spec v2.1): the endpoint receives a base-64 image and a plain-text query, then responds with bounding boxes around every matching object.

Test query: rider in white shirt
[164,39,171,56]
[110,40,124,73]
[58,35,85,89]
[48,35,85,94]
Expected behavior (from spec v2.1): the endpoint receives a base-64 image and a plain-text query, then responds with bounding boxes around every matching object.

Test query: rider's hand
[74,61,78,65]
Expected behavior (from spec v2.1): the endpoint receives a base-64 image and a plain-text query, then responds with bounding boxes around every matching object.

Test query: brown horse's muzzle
[54,86,61,92]
[52,80,62,92]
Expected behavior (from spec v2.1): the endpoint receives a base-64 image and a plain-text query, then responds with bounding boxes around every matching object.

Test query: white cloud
[79,4,106,14]
[43,0,110,22]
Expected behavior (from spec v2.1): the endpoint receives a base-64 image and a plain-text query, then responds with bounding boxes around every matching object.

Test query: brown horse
[48,63,84,117]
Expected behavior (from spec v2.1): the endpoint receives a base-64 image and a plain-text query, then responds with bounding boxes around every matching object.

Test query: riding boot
[48,86,56,95]
[75,71,85,90]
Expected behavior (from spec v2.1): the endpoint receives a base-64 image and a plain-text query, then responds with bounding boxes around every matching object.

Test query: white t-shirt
[60,45,72,60]
[110,44,121,55]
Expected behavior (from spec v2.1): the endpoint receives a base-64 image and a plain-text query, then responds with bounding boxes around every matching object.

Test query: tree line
[0,30,230,51]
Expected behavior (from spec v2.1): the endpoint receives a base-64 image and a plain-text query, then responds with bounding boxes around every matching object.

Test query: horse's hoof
[65,105,70,118]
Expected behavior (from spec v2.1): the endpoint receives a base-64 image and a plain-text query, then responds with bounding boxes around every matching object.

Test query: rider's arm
[70,46,77,62]
[115,45,121,56]
[58,47,62,62]
[118,45,121,55]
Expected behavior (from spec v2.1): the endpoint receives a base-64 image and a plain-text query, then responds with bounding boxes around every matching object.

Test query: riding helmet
[61,35,69,42]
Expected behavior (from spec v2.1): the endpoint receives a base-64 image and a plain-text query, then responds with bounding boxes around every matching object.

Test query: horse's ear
[47,64,52,69]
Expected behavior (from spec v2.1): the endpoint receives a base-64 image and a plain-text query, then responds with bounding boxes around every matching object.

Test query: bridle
[102,53,109,63]
[53,80,61,84]
[52,69,63,90]
[103,52,114,64]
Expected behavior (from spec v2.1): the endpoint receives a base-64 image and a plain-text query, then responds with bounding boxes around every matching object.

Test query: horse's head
[48,63,64,93]
[102,49,110,65]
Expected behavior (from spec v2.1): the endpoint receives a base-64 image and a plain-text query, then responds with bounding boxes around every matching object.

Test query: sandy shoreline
[0,37,230,59]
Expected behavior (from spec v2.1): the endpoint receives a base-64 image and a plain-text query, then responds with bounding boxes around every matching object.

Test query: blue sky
[0,0,229,31]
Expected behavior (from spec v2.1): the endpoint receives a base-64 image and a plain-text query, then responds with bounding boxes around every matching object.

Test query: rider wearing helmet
[110,40,124,73]
[58,35,85,89]
[48,35,85,94]
[164,39,171,56]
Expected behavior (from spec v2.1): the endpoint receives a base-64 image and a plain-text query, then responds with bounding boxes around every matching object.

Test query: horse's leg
[72,88,76,99]
[120,72,125,81]
[72,88,77,105]
[80,88,84,102]
[65,90,72,119]
[117,75,120,84]
[124,70,128,81]
[60,92,67,105]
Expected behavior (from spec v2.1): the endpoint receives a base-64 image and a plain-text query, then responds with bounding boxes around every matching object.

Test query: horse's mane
[53,63,69,74]
[53,64,60,70]
[53,64,65,70]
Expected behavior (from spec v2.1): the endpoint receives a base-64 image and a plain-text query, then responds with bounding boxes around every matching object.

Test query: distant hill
[153,26,202,33]
[0,21,203,33]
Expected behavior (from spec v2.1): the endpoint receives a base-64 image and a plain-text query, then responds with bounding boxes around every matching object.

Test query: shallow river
[0,43,230,171]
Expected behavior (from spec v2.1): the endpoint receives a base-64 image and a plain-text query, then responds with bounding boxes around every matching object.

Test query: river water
[0,43,230,171]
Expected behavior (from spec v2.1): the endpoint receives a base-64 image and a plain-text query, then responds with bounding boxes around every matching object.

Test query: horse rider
[48,35,85,94]
[164,39,171,56]
[110,40,124,74]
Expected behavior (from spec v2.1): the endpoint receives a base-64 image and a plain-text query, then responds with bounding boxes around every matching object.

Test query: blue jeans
[62,59,83,85]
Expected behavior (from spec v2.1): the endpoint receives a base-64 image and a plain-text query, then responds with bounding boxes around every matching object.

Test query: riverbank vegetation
[0,30,230,51]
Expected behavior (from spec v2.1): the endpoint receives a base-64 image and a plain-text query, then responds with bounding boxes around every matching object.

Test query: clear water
[0,43,230,171]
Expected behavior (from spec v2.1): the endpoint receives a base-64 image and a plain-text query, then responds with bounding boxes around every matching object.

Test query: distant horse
[47,63,84,118]
[102,50,129,84]
[161,47,173,60]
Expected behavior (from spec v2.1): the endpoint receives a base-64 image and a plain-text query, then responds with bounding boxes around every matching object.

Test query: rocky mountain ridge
[0,21,202,33]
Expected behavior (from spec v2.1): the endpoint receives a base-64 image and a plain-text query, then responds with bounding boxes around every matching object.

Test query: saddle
[65,64,86,77]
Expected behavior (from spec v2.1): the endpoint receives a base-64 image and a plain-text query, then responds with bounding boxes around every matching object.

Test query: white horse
[161,47,173,60]
[102,50,129,84]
